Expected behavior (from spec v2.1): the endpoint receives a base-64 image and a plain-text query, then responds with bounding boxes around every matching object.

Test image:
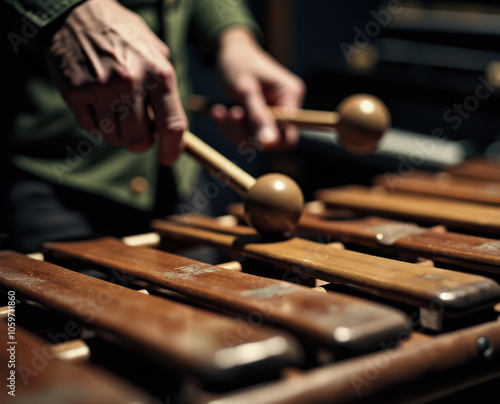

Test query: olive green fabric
[2,0,260,210]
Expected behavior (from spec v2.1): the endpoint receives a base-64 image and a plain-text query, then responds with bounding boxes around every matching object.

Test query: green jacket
[1,0,259,210]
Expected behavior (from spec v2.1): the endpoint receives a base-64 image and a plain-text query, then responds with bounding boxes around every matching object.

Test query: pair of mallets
[183,94,390,234]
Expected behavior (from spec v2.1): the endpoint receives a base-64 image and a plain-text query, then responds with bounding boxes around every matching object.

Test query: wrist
[218,27,260,52]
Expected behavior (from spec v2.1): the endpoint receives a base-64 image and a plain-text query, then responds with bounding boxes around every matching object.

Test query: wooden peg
[48,339,90,362]
[0,306,12,319]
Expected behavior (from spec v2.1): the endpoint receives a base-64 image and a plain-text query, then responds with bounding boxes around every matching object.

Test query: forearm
[218,26,261,54]
[191,0,261,62]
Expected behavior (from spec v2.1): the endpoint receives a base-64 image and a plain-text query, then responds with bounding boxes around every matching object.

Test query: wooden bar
[152,216,500,330]
[374,170,500,206]
[0,322,154,404]
[0,251,302,388]
[191,319,500,404]
[316,185,500,235]
[445,156,500,182]
[42,237,411,356]
[227,203,500,275]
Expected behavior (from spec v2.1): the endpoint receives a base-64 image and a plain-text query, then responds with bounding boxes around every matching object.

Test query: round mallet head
[244,173,304,234]
[335,94,391,155]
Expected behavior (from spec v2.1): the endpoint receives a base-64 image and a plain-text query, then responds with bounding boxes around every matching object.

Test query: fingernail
[257,127,277,145]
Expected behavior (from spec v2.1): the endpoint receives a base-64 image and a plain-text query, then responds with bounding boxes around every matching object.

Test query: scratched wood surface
[43,237,410,355]
[0,322,154,404]
[151,216,500,315]
[0,251,301,387]
[373,170,500,206]
[316,185,500,235]
[227,203,500,275]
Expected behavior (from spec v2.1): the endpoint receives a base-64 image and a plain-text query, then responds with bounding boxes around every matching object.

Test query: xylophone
[2,110,500,403]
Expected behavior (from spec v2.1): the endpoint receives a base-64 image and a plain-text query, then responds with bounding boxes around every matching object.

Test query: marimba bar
[373,170,500,206]
[315,185,500,235]
[0,322,155,404]
[228,202,500,275]
[444,156,500,182]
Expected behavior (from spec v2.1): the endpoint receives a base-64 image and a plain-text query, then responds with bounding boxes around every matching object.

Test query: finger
[65,94,98,134]
[242,83,279,149]
[275,106,300,149]
[270,77,305,149]
[211,104,248,145]
[149,67,187,166]
[118,84,154,153]
[95,94,121,146]
[210,103,228,122]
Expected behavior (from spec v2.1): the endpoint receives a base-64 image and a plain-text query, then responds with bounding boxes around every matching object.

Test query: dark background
[189,0,500,214]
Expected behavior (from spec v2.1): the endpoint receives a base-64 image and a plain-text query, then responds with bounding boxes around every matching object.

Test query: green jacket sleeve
[190,0,262,62]
[2,0,84,54]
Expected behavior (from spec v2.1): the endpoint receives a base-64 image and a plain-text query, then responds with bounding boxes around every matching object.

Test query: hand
[213,28,305,150]
[44,0,187,165]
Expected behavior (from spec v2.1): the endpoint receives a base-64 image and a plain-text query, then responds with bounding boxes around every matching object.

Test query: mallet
[187,93,391,154]
[183,131,303,234]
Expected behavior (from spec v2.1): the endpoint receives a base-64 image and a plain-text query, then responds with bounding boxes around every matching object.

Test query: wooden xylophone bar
[188,320,500,404]
[0,321,156,404]
[315,185,500,236]
[373,170,500,206]
[2,156,500,403]
[228,202,500,274]
[444,156,500,182]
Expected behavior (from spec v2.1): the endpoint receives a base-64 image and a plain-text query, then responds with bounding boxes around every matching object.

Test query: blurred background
[189,0,500,214]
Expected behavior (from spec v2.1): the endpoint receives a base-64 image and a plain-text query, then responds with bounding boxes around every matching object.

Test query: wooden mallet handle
[147,105,303,233]
[183,131,303,233]
[268,106,338,128]
[183,131,255,197]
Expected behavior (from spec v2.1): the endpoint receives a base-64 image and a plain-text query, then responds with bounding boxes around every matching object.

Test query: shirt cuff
[3,0,85,54]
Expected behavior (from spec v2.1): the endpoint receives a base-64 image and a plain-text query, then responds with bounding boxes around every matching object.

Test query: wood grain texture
[183,131,255,197]
[374,170,500,206]
[0,251,301,387]
[228,203,500,274]
[316,185,500,235]
[42,237,411,355]
[195,319,500,404]
[0,322,154,404]
[152,216,500,314]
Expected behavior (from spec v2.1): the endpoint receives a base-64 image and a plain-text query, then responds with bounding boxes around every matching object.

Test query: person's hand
[44,0,187,165]
[213,28,305,150]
